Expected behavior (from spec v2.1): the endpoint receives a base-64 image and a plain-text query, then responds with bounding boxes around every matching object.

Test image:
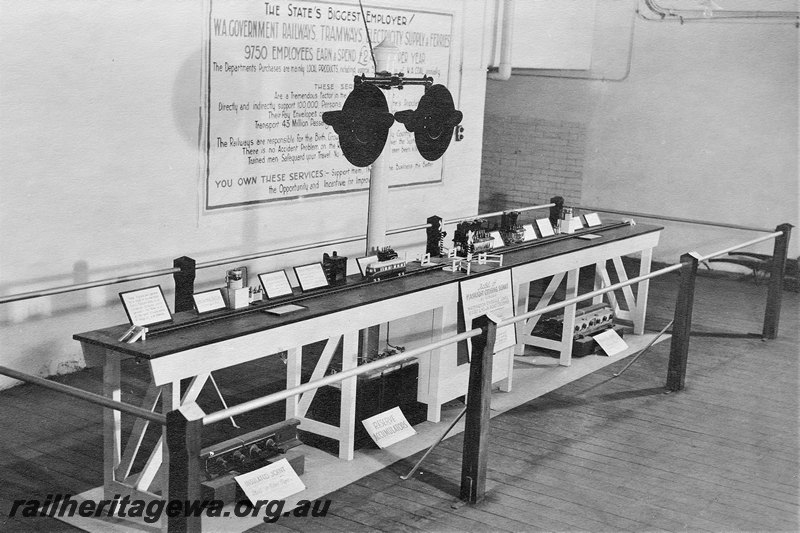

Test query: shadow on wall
[172,47,203,147]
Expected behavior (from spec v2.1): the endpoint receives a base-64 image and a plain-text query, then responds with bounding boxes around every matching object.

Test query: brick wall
[479,115,586,214]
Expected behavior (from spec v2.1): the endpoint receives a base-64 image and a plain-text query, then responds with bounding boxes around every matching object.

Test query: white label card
[569,217,584,232]
[584,212,602,227]
[536,218,555,237]
[522,224,537,241]
[489,230,505,249]
[192,289,226,314]
[235,458,305,504]
[593,329,629,357]
[293,263,329,292]
[259,270,293,299]
[119,286,172,326]
[263,304,306,316]
[362,406,416,448]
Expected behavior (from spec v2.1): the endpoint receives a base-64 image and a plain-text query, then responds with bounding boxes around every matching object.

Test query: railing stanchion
[762,223,792,340]
[460,315,496,504]
[166,405,204,533]
[666,252,701,392]
[173,256,196,313]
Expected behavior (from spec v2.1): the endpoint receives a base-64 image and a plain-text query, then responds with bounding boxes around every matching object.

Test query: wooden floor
[0,271,797,532]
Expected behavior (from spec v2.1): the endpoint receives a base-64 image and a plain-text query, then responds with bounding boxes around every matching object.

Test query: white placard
[205,1,455,209]
[361,406,416,449]
[192,289,227,314]
[356,255,379,277]
[293,263,329,292]
[522,224,537,242]
[235,458,305,504]
[489,230,505,249]
[459,270,516,354]
[119,286,172,327]
[536,218,555,237]
[569,217,584,232]
[593,329,629,357]
[577,233,602,240]
[584,212,602,227]
[263,304,306,316]
[259,270,293,299]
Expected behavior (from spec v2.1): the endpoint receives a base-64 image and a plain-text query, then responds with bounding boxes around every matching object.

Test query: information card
[259,270,294,299]
[536,218,555,238]
[119,286,172,327]
[235,458,305,503]
[459,270,516,354]
[362,406,416,448]
[293,263,329,292]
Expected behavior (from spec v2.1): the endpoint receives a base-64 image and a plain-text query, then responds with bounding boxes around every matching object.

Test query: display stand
[74,223,662,512]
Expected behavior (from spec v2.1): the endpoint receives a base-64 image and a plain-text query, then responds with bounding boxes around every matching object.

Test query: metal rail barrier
[0,202,555,307]
[0,222,790,532]
[576,205,776,233]
[0,365,165,425]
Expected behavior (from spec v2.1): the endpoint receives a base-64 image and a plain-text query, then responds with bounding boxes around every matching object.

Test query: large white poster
[205,0,455,210]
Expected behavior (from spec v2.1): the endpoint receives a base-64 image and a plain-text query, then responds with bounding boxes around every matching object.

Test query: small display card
[584,212,602,227]
[192,289,226,314]
[489,230,505,249]
[593,329,629,357]
[119,285,172,327]
[536,218,555,237]
[235,458,306,504]
[569,217,584,232]
[356,255,379,277]
[361,406,416,449]
[293,263,329,292]
[263,304,306,316]
[577,234,603,240]
[259,270,293,299]
[522,224,537,242]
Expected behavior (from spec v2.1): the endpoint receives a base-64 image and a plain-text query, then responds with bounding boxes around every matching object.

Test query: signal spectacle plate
[394,84,463,162]
[321,84,395,167]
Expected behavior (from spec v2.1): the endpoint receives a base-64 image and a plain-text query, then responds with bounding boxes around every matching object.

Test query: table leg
[285,347,302,419]
[103,352,121,499]
[425,298,458,423]
[634,247,653,335]
[514,281,530,356]
[338,331,358,460]
[559,269,579,366]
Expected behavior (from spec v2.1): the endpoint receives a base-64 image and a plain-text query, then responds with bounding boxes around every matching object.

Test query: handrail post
[166,405,204,533]
[460,315,497,504]
[173,256,196,313]
[762,223,792,340]
[666,252,701,392]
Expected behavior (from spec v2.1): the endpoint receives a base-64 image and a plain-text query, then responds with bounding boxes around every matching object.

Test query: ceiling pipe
[640,0,799,22]
[488,0,515,80]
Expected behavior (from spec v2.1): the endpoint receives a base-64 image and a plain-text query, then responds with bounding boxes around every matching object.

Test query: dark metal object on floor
[613,319,674,378]
[400,406,467,481]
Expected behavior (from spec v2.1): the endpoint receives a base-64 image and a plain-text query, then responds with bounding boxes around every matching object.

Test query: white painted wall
[484,3,799,264]
[0,0,490,387]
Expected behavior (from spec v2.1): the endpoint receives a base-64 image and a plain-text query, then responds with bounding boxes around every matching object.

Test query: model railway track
[146,262,446,337]
[146,221,629,337]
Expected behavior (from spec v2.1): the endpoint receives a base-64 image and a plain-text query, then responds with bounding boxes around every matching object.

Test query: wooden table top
[73,222,662,360]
